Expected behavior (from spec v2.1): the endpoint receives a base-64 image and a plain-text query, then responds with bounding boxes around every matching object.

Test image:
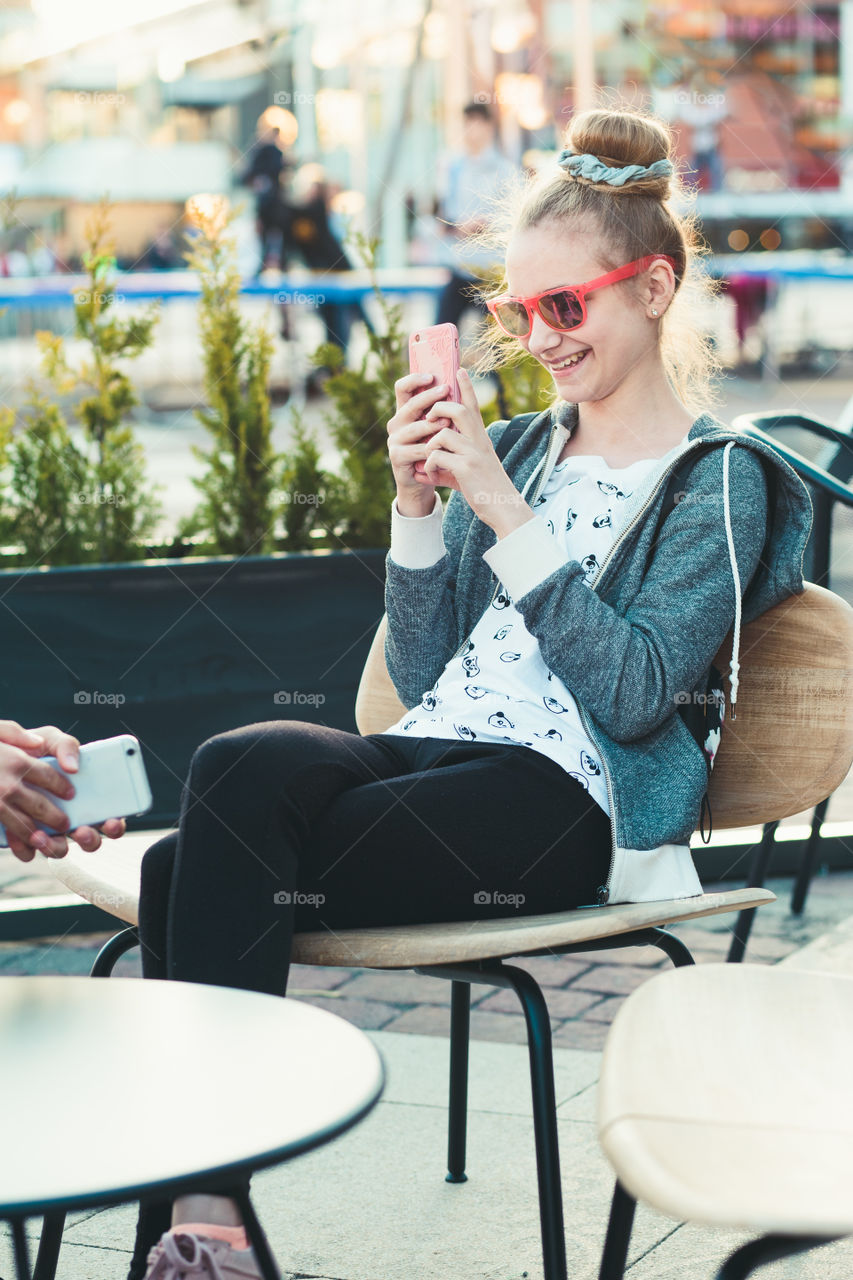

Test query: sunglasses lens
[493,301,530,336]
[539,289,583,331]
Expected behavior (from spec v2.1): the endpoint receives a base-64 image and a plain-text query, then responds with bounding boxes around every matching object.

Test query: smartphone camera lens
[126,748,136,756]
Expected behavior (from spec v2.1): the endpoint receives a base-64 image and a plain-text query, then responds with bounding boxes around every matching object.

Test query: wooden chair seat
[47,841,775,968]
[598,963,853,1238]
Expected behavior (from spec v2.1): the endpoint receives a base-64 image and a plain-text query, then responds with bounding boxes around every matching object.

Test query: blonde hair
[473,108,720,412]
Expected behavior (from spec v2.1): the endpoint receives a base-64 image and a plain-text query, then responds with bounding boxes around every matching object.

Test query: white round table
[0,976,384,1280]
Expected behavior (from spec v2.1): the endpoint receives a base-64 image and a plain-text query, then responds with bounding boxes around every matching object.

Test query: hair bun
[564,109,674,199]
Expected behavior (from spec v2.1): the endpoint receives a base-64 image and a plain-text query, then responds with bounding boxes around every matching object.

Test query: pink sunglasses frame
[486,254,678,338]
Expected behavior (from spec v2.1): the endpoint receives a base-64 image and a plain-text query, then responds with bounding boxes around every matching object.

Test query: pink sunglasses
[487,254,677,338]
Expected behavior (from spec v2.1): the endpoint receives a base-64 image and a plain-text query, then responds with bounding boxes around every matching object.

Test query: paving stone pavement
[1,865,852,1051]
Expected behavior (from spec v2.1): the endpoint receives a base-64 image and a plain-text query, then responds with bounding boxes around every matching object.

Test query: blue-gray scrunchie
[558,150,674,186]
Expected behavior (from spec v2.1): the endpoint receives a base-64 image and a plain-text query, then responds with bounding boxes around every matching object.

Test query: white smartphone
[0,733,153,847]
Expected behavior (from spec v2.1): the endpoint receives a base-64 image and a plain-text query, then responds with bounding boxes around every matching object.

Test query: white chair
[597,962,853,1279]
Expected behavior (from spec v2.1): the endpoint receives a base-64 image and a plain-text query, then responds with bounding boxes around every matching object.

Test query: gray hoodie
[384,404,813,902]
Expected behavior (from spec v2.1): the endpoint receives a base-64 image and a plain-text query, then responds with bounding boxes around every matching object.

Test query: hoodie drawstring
[721,440,743,721]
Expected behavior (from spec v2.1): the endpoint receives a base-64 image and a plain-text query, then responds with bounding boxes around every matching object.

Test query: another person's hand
[0,722,126,863]
[421,370,534,538]
[387,372,452,516]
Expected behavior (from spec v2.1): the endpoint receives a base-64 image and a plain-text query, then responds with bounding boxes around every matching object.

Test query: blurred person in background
[435,100,520,331]
[240,121,292,274]
[142,223,180,271]
[280,162,372,358]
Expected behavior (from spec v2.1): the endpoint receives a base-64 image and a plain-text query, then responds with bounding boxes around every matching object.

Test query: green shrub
[181,197,279,556]
[307,234,407,549]
[0,202,161,565]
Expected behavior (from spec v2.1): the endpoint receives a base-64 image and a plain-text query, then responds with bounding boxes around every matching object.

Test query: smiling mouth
[548,349,590,373]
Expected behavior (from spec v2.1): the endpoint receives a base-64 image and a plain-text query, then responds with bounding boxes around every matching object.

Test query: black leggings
[129,720,611,1276]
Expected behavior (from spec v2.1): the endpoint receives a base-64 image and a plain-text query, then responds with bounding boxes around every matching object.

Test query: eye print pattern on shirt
[580,750,602,776]
[492,591,512,609]
[544,696,568,714]
[488,711,514,729]
[580,554,599,582]
[462,655,479,676]
[455,724,476,740]
[493,625,512,640]
[597,480,632,500]
[592,510,611,529]
[499,652,521,662]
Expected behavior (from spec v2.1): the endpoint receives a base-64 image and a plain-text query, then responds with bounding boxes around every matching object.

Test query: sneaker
[143,1229,263,1278]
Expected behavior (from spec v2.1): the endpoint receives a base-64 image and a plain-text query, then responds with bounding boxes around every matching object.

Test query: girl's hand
[0,721,75,862]
[422,370,535,537]
[387,372,453,517]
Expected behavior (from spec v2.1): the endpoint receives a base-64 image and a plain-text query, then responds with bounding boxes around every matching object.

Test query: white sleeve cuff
[389,493,446,569]
[482,515,570,599]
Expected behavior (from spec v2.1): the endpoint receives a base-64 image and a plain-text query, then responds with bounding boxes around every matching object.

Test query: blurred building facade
[0,0,849,269]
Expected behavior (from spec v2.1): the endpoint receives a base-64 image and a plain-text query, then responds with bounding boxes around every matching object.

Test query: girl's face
[504,220,663,404]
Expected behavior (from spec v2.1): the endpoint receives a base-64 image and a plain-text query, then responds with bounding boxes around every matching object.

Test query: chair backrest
[355,583,853,831]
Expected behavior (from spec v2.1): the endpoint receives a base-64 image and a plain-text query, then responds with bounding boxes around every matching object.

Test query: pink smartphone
[408,322,461,476]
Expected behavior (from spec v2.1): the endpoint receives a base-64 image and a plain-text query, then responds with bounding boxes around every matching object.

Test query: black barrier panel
[0,550,388,828]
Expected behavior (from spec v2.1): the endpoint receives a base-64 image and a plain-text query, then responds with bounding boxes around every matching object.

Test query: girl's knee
[140,832,179,897]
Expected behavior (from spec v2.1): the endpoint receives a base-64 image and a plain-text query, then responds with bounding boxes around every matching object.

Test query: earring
[651,307,660,317]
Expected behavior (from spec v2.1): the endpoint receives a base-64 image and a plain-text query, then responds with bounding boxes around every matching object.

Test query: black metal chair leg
[791,797,829,915]
[230,1187,282,1280]
[728,821,780,963]
[716,1232,838,1279]
[646,927,695,968]
[597,1181,637,1280]
[498,963,567,1280]
[32,1211,65,1280]
[90,926,140,977]
[446,979,470,1183]
[11,1217,32,1280]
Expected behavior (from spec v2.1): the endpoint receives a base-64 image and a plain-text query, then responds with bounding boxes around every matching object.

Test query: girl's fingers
[397,417,452,443]
[456,367,479,409]
[395,384,449,424]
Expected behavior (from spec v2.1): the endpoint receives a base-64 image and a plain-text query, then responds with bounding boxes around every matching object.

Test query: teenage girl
[130,107,811,1280]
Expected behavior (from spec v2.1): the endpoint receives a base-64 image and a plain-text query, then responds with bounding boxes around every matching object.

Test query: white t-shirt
[383,446,685,814]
